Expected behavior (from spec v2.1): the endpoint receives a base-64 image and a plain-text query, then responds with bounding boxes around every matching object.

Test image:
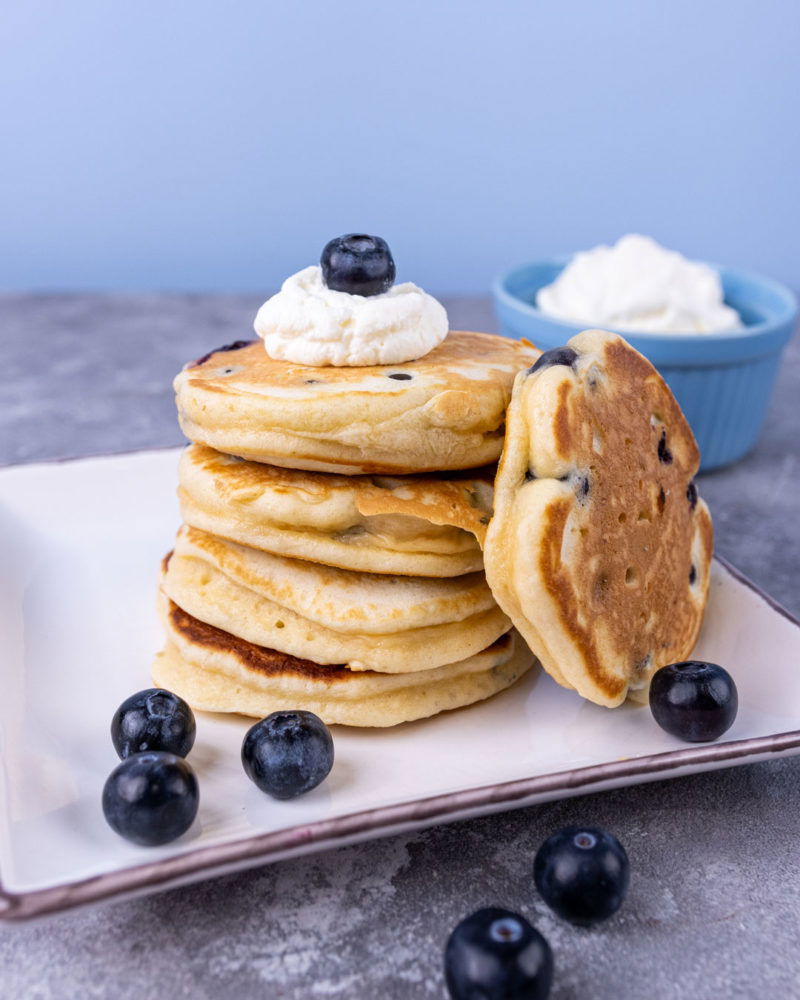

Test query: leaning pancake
[484,330,713,708]
[162,529,511,673]
[173,332,539,474]
[179,444,493,577]
[153,595,536,727]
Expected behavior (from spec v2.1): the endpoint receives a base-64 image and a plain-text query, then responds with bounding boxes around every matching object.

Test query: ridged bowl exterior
[493,260,797,471]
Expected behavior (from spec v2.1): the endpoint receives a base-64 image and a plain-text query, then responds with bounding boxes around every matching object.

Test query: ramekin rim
[492,257,798,342]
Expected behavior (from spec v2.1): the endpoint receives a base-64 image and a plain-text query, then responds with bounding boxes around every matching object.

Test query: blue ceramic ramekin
[493,258,797,471]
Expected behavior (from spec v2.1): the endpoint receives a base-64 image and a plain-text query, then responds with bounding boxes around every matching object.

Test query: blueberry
[190,339,255,367]
[558,471,590,499]
[657,429,673,464]
[111,688,196,759]
[444,908,553,1000]
[527,346,578,376]
[242,711,334,800]
[649,661,738,742]
[102,752,199,846]
[320,234,396,296]
[534,826,629,926]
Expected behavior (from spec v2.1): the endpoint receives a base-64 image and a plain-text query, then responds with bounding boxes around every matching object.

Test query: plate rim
[2,454,799,923]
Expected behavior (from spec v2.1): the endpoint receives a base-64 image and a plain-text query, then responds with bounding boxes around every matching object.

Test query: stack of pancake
[154,332,541,727]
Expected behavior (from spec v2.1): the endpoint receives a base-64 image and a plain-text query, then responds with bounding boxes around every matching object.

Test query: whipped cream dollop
[536,234,742,334]
[254,265,449,366]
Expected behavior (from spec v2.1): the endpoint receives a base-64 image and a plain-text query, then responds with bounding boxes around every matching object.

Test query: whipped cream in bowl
[254,264,449,367]
[536,235,742,335]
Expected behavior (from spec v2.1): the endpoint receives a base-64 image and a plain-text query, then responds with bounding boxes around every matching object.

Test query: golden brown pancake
[484,330,713,707]
[173,332,539,474]
[178,443,493,576]
[153,594,536,727]
[162,527,511,673]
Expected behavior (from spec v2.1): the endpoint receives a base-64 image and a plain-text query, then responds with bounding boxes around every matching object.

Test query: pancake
[162,529,512,673]
[173,332,539,474]
[178,444,493,577]
[153,594,536,727]
[484,330,713,707]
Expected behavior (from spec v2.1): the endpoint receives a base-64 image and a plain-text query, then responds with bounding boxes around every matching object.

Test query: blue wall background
[1,0,798,293]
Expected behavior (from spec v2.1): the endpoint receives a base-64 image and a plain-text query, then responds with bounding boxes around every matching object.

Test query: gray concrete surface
[1,294,799,999]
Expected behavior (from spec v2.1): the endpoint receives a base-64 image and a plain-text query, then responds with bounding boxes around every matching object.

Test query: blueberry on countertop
[649,661,738,742]
[102,752,199,846]
[444,907,553,1000]
[111,688,196,759]
[534,826,629,926]
[320,234,396,296]
[242,710,334,800]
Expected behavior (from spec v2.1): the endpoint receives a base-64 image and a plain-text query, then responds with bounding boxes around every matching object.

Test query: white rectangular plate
[2,448,799,922]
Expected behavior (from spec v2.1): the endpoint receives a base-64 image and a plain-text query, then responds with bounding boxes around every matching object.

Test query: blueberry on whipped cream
[321,234,395,296]
[254,235,449,367]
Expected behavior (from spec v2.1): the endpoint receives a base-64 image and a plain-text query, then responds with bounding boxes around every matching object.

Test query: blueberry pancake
[162,527,511,673]
[178,444,494,577]
[153,592,536,728]
[484,330,713,707]
[173,333,538,475]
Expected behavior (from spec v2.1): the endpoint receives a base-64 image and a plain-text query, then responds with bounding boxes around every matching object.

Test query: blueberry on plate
[444,907,553,1000]
[534,826,629,926]
[242,710,334,800]
[111,688,196,759]
[102,752,199,846]
[649,660,738,742]
[320,234,396,296]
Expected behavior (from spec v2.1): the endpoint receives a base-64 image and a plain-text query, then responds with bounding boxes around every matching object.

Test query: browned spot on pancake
[538,496,624,700]
[162,550,173,574]
[167,599,357,683]
[554,379,575,458]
